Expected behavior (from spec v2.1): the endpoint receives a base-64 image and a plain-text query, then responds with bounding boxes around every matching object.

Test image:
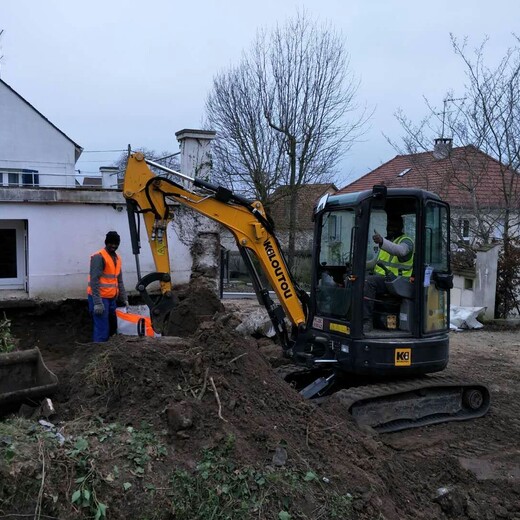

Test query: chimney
[99,166,119,189]
[433,138,453,160]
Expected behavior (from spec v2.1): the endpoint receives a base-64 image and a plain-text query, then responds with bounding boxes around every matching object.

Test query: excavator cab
[289,186,489,432]
[294,185,453,376]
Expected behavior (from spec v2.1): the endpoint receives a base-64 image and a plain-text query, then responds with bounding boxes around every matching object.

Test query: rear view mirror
[371,185,387,209]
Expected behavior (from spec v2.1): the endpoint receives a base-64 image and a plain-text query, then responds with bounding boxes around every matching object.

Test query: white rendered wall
[451,276,475,308]
[0,202,192,300]
[0,83,78,187]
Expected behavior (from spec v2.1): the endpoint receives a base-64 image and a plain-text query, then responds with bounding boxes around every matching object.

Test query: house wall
[0,193,192,301]
[451,275,476,308]
[0,83,77,187]
[451,209,518,246]
[451,245,500,320]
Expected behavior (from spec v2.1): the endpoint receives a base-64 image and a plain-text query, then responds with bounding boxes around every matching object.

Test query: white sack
[235,308,276,338]
[450,305,486,330]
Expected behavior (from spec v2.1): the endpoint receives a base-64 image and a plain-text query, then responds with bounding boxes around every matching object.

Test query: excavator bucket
[0,348,58,413]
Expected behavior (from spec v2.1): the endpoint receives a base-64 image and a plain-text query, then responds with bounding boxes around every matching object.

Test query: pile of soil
[1,288,519,519]
[163,277,225,336]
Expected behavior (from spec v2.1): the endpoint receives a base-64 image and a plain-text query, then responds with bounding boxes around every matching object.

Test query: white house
[0,79,82,188]
[0,79,216,303]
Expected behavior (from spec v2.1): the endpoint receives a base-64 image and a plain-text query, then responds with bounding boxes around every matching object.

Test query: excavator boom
[123,152,307,350]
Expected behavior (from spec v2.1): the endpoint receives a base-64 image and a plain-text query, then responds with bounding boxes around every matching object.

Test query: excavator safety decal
[395,348,412,366]
[156,243,166,256]
[329,322,350,335]
[263,239,293,299]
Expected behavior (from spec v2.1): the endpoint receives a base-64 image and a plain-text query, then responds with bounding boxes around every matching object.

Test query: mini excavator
[123,152,490,433]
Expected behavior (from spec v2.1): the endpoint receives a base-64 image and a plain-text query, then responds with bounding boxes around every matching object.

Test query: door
[0,220,26,290]
[423,202,450,333]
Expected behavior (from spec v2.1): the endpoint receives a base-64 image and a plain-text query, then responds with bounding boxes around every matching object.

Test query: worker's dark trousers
[87,295,117,342]
[363,275,387,322]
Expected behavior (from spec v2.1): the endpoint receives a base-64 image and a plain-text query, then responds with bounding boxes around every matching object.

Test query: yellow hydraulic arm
[123,152,308,350]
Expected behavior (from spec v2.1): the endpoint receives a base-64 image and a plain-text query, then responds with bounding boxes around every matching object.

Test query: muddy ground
[1,293,519,520]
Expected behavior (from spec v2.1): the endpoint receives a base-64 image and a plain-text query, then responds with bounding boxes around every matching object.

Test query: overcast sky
[1,0,519,187]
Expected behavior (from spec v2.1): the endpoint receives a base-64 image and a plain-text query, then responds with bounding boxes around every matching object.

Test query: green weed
[0,312,16,353]
[125,422,167,476]
[67,437,108,520]
[168,434,354,520]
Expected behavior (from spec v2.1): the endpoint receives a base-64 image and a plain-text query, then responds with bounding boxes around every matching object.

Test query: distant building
[338,138,519,245]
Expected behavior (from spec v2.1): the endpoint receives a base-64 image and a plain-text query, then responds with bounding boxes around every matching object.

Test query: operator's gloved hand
[93,303,105,315]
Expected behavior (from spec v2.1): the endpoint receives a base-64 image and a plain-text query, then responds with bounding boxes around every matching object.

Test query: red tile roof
[338,145,520,209]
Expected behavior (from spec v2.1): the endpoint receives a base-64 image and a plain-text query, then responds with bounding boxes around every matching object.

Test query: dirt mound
[2,296,394,519]
[57,320,379,477]
[163,277,225,336]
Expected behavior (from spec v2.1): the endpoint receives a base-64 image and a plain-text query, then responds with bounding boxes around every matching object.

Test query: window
[492,220,504,240]
[464,278,474,290]
[1,168,40,187]
[425,203,449,272]
[319,210,353,266]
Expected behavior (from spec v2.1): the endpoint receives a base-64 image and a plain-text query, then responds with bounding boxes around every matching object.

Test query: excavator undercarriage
[278,366,490,433]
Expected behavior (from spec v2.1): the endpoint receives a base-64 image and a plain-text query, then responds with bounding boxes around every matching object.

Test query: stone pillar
[175,129,216,181]
[175,129,220,294]
[474,244,500,320]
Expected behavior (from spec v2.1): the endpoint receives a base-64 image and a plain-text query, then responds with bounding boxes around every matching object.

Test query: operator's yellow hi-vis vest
[374,234,414,277]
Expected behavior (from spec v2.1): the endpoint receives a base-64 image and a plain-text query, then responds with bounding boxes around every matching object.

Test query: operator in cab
[363,213,414,333]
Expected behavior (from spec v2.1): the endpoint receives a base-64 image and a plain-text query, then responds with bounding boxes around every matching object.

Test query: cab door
[422,201,452,333]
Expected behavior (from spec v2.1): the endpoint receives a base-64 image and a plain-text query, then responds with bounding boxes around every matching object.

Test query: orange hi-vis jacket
[87,248,122,299]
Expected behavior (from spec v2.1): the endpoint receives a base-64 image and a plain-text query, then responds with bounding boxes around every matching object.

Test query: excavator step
[0,348,59,413]
[331,375,490,433]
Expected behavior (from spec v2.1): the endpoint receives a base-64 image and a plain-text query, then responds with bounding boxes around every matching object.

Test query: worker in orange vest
[87,231,128,342]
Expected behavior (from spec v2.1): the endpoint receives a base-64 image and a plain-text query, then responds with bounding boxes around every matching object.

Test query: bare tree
[206,11,369,267]
[391,35,520,316]
[206,61,288,208]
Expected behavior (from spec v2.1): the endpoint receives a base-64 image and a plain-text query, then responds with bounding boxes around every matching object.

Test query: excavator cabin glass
[312,188,452,340]
[316,208,355,320]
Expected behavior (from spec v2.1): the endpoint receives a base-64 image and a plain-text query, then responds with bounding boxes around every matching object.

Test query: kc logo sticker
[395,348,412,366]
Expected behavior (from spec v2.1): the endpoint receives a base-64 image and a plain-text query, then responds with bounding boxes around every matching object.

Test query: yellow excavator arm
[123,152,307,351]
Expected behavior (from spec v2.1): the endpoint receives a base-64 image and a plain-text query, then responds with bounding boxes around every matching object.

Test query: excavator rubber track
[330,374,490,433]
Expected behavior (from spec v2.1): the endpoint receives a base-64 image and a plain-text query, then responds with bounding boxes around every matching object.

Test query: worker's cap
[105,231,121,246]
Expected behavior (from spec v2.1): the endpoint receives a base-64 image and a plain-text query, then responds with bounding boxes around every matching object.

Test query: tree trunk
[287,136,297,270]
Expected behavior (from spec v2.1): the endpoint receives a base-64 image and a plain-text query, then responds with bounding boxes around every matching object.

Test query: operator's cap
[105,231,121,246]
